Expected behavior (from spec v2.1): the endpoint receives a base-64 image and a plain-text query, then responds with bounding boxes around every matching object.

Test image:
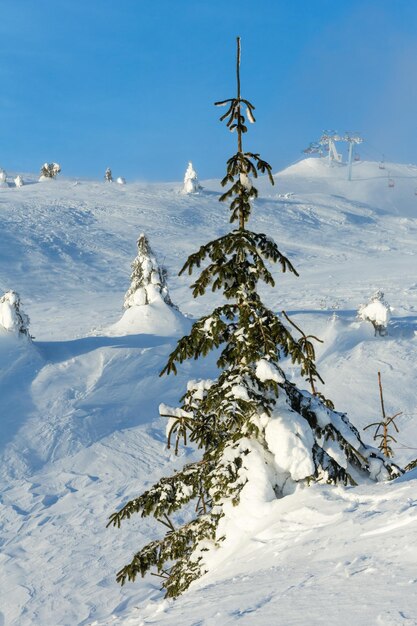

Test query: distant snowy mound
[273,156,417,218]
[278,156,335,178]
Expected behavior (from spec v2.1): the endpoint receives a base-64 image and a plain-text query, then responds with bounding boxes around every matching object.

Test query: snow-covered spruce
[108,38,401,600]
[39,162,61,181]
[182,162,201,194]
[124,233,175,309]
[0,168,8,188]
[104,168,113,182]
[358,289,391,336]
[14,175,24,188]
[0,290,31,338]
[109,234,186,337]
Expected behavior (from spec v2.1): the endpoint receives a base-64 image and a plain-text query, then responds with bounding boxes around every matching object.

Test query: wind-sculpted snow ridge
[0,160,417,624]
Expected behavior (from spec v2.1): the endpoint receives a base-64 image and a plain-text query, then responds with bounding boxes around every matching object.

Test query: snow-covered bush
[39,163,61,181]
[182,161,201,194]
[116,177,126,185]
[14,175,24,188]
[124,233,174,309]
[358,290,391,336]
[104,168,113,182]
[0,168,8,188]
[0,291,30,338]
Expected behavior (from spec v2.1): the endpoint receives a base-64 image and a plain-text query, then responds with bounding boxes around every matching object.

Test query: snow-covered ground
[1,158,417,625]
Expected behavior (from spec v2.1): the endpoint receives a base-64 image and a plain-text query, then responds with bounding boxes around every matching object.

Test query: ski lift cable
[362,139,388,162]
[357,144,385,162]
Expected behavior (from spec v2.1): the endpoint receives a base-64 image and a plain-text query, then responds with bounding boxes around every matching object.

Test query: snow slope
[1,158,417,625]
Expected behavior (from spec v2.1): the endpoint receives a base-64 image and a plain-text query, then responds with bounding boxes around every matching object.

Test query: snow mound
[108,295,190,337]
[278,156,333,178]
[38,175,55,183]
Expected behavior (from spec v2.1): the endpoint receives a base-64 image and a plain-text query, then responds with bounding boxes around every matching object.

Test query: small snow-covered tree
[0,291,30,337]
[104,168,113,182]
[14,175,23,188]
[109,38,400,599]
[0,168,7,187]
[124,233,174,309]
[358,289,391,336]
[39,162,61,180]
[182,162,201,194]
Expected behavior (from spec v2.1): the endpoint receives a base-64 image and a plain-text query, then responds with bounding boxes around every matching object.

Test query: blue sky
[1,0,417,180]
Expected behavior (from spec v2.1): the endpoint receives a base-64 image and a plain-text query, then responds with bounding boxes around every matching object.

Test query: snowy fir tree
[14,175,24,188]
[104,167,113,182]
[108,38,401,599]
[124,233,175,309]
[0,168,7,187]
[39,162,61,180]
[182,162,201,194]
[0,290,31,338]
[358,289,391,336]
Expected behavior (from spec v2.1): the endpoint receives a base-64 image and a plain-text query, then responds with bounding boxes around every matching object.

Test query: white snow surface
[1,158,417,624]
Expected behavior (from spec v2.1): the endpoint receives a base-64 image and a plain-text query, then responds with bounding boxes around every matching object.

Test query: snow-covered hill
[1,158,417,625]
